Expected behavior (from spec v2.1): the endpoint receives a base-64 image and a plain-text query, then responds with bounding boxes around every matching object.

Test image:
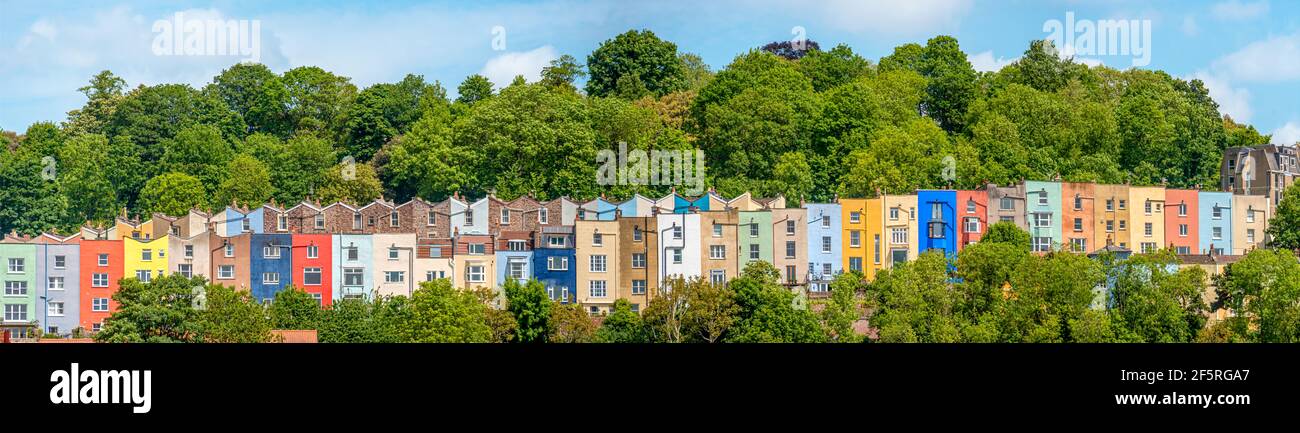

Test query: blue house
[803,203,842,292]
[496,235,534,288]
[332,234,373,301]
[1198,191,1233,255]
[250,233,293,302]
[224,206,264,237]
[917,190,958,256]
[532,227,576,304]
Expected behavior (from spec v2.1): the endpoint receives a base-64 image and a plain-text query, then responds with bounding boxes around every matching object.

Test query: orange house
[1165,189,1199,255]
[1062,182,1095,253]
[79,239,123,332]
[954,190,988,250]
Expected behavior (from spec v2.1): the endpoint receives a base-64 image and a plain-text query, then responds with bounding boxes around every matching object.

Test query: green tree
[981,221,1032,251]
[1215,249,1300,342]
[215,154,275,208]
[268,286,322,330]
[198,283,274,343]
[586,29,686,97]
[64,70,127,136]
[208,63,290,136]
[505,279,551,343]
[822,273,865,342]
[728,261,827,343]
[1267,183,1300,251]
[539,55,586,90]
[596,299,646,343]
[160,124,235,195]
[315,161,383,205]
[282,66,357,137]
[403,279,493,343]
[549,302,598,343]
[1110,250,1208,342]
[95,274,205,343]
[56,134,119,226]
[456,74,495,104]
[138,172,207,217]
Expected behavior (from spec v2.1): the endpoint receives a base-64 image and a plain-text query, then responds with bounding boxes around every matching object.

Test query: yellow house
[1232,194,1270,255]
[124,235,170,284]
[575,220,620,315]
[839,198,883,280]
[1127,186,1166,253]
[882,194,919,270]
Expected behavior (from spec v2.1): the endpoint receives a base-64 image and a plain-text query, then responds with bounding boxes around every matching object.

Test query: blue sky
[3,0,1299,144]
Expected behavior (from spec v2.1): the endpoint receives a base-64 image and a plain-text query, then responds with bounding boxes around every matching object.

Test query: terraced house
[618,214,657,311]
[1024,181,1062,253]
[803,202,841,292]
[576,219,619,314]
[771,207,807,286]
[1165,189,1199,255]
[1128,186,1165,253]
[1,238,38,337]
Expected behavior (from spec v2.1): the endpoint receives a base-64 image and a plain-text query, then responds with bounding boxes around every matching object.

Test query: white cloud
[480,45,559,89]
[1057,43,1104,68]
[967,50,1017,73]
[1210,1,1270,21]
[1211,33,1300,82]
[1272,122,1300,146]
[812,0,974,35]
[1191,71,1253,123]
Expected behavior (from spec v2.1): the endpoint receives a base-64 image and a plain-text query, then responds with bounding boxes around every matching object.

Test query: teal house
[1023,180,1063,252]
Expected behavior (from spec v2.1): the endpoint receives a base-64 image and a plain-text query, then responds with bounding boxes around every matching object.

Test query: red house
[955,190,989,250]
[1165,189,1200,255]
[79,239,123,332]
[292,234,333,306]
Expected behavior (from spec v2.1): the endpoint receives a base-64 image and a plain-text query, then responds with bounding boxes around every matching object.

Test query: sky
[2,0,1299,144]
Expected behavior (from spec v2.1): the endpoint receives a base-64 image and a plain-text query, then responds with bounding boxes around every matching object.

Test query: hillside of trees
[0,30,1274,236]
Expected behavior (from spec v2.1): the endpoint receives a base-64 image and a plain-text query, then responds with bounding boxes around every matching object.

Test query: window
[965,217,981,234]
[849,257,863,272]
[391,212,400,227]
[874,235,881,264]
[1247,209,1256,223]
[785,265,797,284]
[1144,223,1153,237]
[242,218,251,232]
[1247,229,1256,244]
[98,254,108,266]
[1213,207,1223,219]
[710,270,726,284]
[389,248,400,260]
[177,264,192,278]
[48,302,64,317]
[508,240,527,251]
[749,223,759,237]
[384,271,405,283]
[822,236,832,253]
[1144,201,1152,215]
[47,276,64,290]
[633,228,642,242]
[592,233,602,246]
[263,272,281,285]
[277,214,288,231]
[889,208,900,221]
[671,248,683,264]
[465,209,474,225]
[1073,218,1083,232]
[890,228,908,245]
[218,265,234,280]
[631,253,646,268]
[578,209,586,220]
[314,213,325,229]
[632,280,647,295]
[850,231,861,248]
[136,270,151,283]
[352,213,362,230]
[560,287,569,303]
[590,255,607,272]
[589,281,607,298]
[224,243,235,257]
[786,220,796,235]
[1106,220,1115,233]
[1177,246,1191,254]
[304,268,322,285]
[1119,220,1127,230]
[821,215,831,228]
[712,223,722,237]
[1119,199,1127,210]
[673,226,683,240]
[1032,237,1051,252]
[1074,196,1083,210]
[183,245,194,258]
[342,246,357,261]
[7,258,24,273]
[500,208,510,225]
[931,203,942,219]
[749,244,760,260]
[1000,197,1014,210]
[53,255,66,269]
[823,263,833,276]
[344,268,364,286]
[92,298,109,312]
[548,256,569,271]
[306,245,318,258]
[548,236,567,248]
[1034,213,1051,228]
[5,304,28,321]
[1213,227,1223,240]
[426,211,438,227]
[710,245,726,260]
[967,200,977,213]
[1178,204,1187,217]
[1141,242,1156,253]
[538,208,548,224]
[850,212,861,223]
[141,249,153,262]
[92,273,108,287]
[5,281,28,296]
[1038,192,1048,206]
[425,271,445,281]
[1070,238,1087,253]
[264,246,281,259]
[785,241,796,259]
[92,323,102,332]
[1179,224,1189,237]
[467,243,486,255]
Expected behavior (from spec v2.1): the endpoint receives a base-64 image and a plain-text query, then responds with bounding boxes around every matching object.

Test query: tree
[138,172,207,217]
[867,251,968,343]
[268,286,322,330]
[586,29,686,97]
[215,154,275,208]
[64,70,127,136]
[505,279,551,343]
[728,261,827,342]
[403,279,494,343]
[343,74,448,161]
[797,44,872,92]
[771,152,814,202]
[0,152,68,235]
[95,274,205,343]
[822,273,864,342]
[1267,182,1300,251]
[456,74,495,104]
[1215,249,1300,342]
[208,63,290,136]
[549,303,598,343]
[539,55,586,90]
[56,134,119,226]
[760,39,821,60]
[981,221,1032,251]
[596,299,646,343]
[282,66,357,137]
[1110,250,1208,342]
[315,161,382,205]
[160,124,235,195]
[198,283,274,343]
[678,53,714,91]
[919,36,978,133]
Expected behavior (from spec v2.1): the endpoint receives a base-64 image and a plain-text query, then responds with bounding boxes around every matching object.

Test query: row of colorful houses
[0,179,1275,336]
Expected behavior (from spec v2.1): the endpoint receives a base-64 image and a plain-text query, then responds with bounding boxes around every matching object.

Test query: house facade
[1093,184,1132,250]
[1232,194,1269,255]
[576,220,619,314]
[617,216,657,311]
[1128,186,1166,254]
[658,212,701,281]
[1164,189,1199,254]
[917,190,957,256]
[1023,181,1062,253]
[1061,183,1094,253]
[79,239,122,332]
[954,190,987,250]
[250,233,293,302]
[292,234,333,306]
[1198,191,1233,255]
[533,227,576,304]
[804,203,841,292]
[700,209,739,285]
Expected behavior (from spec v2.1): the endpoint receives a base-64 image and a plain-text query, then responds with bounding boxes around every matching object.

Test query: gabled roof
[359,198,395,211]
[287,200,322,213]
[323,201,360,212]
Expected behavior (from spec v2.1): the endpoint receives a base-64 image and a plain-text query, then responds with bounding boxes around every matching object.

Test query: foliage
[505,279,551,343]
